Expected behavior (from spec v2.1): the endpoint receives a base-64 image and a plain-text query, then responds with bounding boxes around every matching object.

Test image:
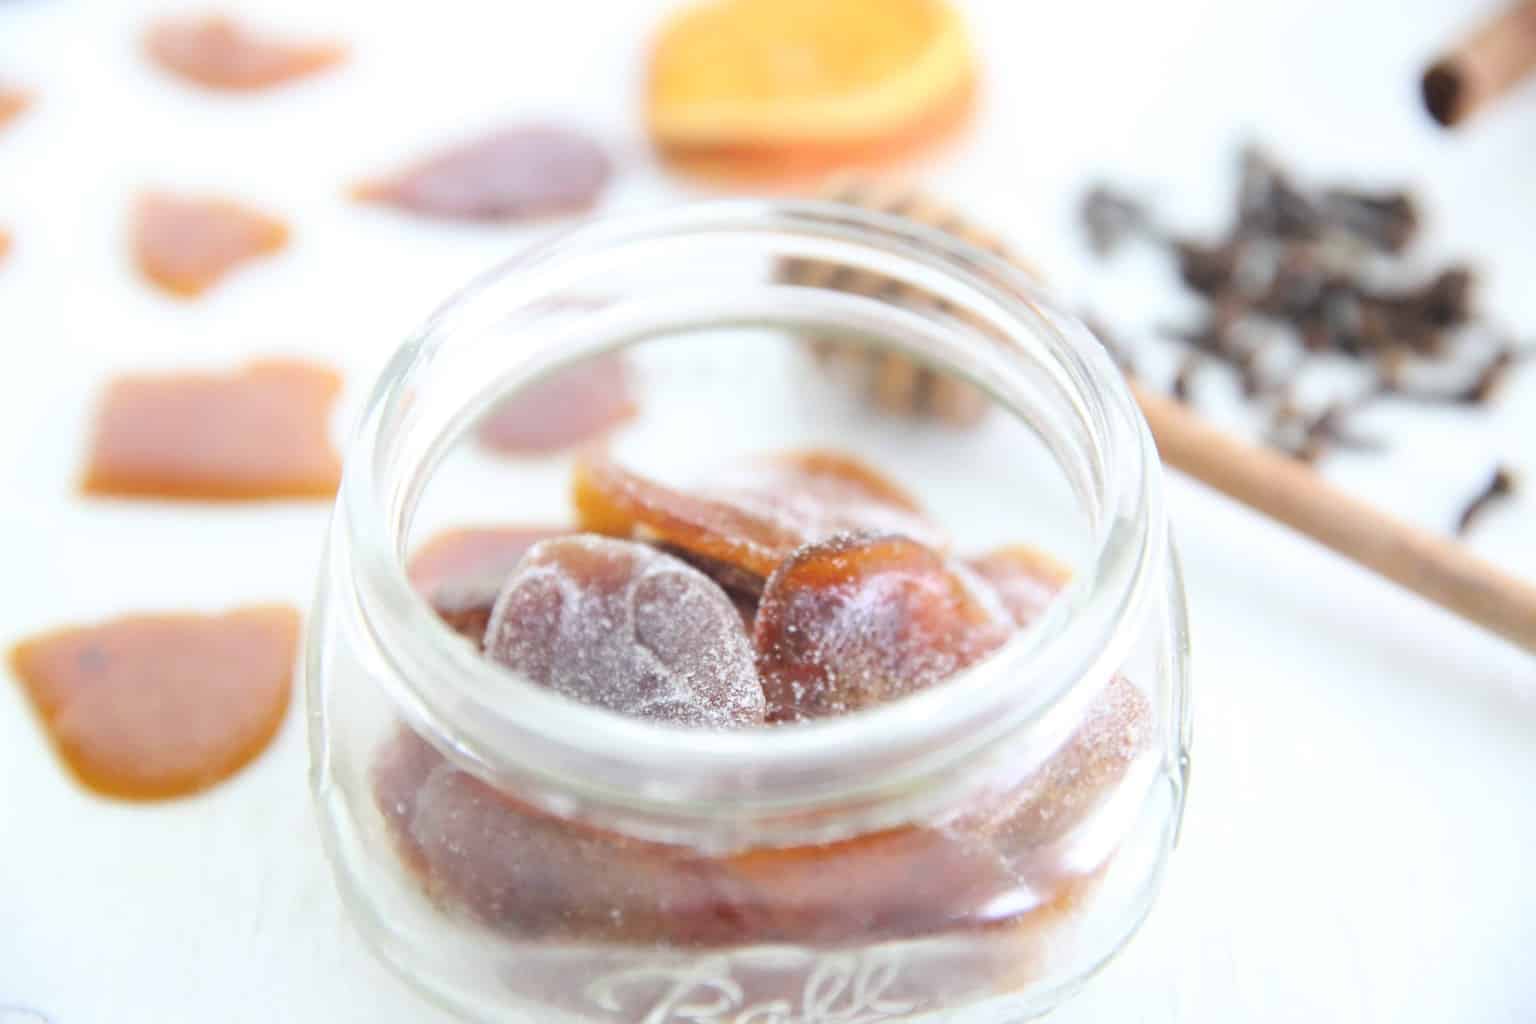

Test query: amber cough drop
[0,87,32,132]
[573,448,945,581]
[144,15,345,91]
[354,125,611,222]
[483,536,765,728]
[754,534,1009,721]
[9,606,300,800]
[478,355,635,455]
[133,191,289,298]
[407,525,570,647]
[82,359,342,501]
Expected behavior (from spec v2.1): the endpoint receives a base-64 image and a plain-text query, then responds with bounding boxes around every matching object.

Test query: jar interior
[409,324,1095,593]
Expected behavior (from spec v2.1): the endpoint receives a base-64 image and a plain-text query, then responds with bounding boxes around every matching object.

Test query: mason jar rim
[338,199,1166,840]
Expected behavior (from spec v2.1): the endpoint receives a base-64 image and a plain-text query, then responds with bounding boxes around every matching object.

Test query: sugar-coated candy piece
[478,355,635,455]
[372,727,737,944]
[371,724,1027,947]
[572,448,944,579]
[407,525,570,647]
[968,544,1072,628]
[354,125,611,222]
[132,191,289,298]
[407,525,569,597]
[715,823,1018,944]
[754,534,1009,721]
[483,536,765,728]
[700,450,947,552]
[979,675,1151,851]
[144,14,344,91]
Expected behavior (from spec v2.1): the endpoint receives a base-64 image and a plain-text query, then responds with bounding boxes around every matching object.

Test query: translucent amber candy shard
[82,359,342,500]
[132,191,289,298]
[144,14,344,91]
[573,448,945,580]
[478,354,635,454]
[354,125,611,222]
[0,86,32,132]
[9,606,299,800]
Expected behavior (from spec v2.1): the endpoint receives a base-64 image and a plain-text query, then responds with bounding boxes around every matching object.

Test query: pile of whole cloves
[1082,145,1527,533]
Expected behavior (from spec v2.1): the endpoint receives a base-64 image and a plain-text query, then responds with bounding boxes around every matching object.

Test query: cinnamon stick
[1422,0,1536,127]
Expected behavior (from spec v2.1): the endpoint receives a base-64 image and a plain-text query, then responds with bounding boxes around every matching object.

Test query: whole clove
[1080,144,1525,496]
[1455,465,1518,536]
[1318,187,1420,253]
[1382,345,1528,405]
[1171,352,1203,404]
[1081,185,1160,257]
[1269,396,1386,463]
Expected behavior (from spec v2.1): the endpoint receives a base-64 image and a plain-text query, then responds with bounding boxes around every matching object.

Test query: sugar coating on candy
[371,723,1026,947]
[754,534,1009,721]
[373,727,734,943]
[354,125,611,222]
[478,355,635,454]
[572,448,945,579]
[407,525,569,647]
[700,450,947,552]
[144,14,344,91]
[968,544,1072,628]
[407,525,569,597]
[132,191,289,298]
[976,675,1151,852]
[715,822,1018,944]
[483,536,765,728]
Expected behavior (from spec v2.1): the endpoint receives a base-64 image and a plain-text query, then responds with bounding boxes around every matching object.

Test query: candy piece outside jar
[306,200,1191,1023]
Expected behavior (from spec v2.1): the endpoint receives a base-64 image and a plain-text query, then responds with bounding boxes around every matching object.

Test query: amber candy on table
[477,354,635,455]
[143,14,344,91]
[353,125,611,223]
[9,606,300,800]
[82,358,342,501]
[132,191,289,298]
[0,86,32,132]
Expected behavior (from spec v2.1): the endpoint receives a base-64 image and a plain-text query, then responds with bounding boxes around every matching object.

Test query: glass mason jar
[307,201,1192,1023]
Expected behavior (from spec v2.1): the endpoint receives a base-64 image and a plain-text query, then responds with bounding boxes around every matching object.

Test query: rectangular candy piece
[81,358,343,500]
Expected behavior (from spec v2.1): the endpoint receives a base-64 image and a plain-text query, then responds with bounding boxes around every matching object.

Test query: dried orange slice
[647,0,976,180]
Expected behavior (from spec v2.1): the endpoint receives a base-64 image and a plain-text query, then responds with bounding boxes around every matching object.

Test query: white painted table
[2,1,1533,1021]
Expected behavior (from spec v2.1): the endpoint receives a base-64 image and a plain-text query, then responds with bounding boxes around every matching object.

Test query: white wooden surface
[2,1,1534,1021]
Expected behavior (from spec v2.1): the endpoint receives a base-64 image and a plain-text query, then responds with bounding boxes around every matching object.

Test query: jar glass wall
[307,201,1191,1023]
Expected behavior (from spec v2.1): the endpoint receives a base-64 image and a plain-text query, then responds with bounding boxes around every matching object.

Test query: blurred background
[1,1,1533,1021]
